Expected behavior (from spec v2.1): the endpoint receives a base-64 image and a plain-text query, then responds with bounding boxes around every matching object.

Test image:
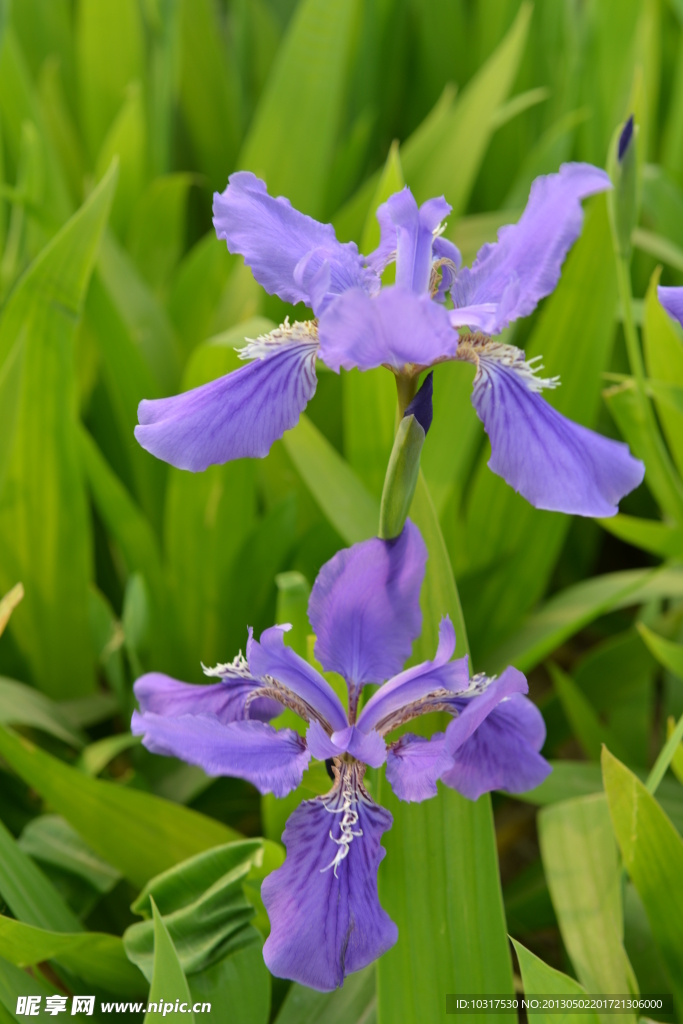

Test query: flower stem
[395,373,419,420]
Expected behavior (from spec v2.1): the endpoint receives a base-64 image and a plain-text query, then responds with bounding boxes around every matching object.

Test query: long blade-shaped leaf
[0,162,117,697]
[239,0,357,218]
[538,794,637,1013]
[0,725,240,889]
[602,748,683,1016]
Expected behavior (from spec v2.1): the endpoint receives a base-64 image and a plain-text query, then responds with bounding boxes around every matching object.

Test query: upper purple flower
[134,165,644,517]
[132,521,550,991]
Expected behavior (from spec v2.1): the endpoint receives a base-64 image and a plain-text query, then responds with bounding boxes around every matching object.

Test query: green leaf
[275,963,375,1023]
[598,513,683,560]
[519,761,683,838]
[167,233,234,359]
[76,0,145,162]
[666,716,683,785]
[84,271,166,534]
[0,915,145,995]
[77,733,141,776]
[95,83,146,238]
[0,335,23,496]
[643,270,683,475]
[378,474,512,1024]
[0,584,23,640]
[461,195,619,660]
[645,711,683,795]
[604,377,683,524]
[633,227,683,272]
[127,173,194,292]
[145,899,195,1024]
[239,0,357,217]
[283,414,379,544]
[548,663,630,763]
[0,162,118,698]
[125,840,262,980]
[98,230,181,393]
[188,948,270,1024]
[0,817,82,932]
[0,955,58,1020]
[410,2,532,214]
[275,571,311,658]
[0,28,72,227]
[0,724,241,888]
[0,677,84,747]
[79,424,179,671]
[511,939,601,1024]
[18,815,120,894]
[177,0,241,191]
[165,324,263,677]
[637,622,683,680]
[538,794,637,1001]
[487,565,683,675]
[602,747,683,1015]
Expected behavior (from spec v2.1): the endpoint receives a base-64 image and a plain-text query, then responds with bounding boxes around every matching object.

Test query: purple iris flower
[131,521,550,991]
[134,165,644,517]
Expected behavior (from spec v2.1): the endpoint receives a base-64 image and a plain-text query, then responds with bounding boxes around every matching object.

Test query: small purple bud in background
[618,114,634,162]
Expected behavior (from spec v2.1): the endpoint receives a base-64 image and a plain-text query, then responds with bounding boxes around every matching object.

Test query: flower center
[320,761,365,878]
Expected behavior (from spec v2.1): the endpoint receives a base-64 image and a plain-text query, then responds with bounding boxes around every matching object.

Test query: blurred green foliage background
[2,0,683,1020]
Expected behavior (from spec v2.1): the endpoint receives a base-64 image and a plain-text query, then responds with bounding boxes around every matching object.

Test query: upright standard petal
[317,286,457,372]
[213,172,376,314]
[441,693,551,801]
[658,286,683,328]
[373,188,451,294]
[450,163,612,334]
[468,342,644,516]
[262,763,397,991]
[131,712,310,798]
[134,665,280,725]
[247,625,348,732]
[135,324,318,471]
[305,720,387,769]
[308,521,427,692]
[357,617,468,735]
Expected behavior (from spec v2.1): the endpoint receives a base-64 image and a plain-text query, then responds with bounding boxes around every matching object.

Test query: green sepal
[378,414,425,540]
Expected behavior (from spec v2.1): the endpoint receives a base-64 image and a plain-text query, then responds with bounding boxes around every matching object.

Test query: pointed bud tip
[618,115,634,163]
[404,371,433,434]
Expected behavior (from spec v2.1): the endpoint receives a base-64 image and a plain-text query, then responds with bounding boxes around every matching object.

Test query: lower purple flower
[261,761,397,989]
[131,522,551,991]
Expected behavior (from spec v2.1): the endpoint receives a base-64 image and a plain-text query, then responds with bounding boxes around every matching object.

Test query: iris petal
[451,163,612,334]
[308,521,426,692]
[131,712,310,798]
[317,286,457,372]
[262,763,397,990]
[357,617,468,735]
[470,345,644,516]
[247,626,348,733]
[385,732,451,803]
[305,720,387,768]
[658,286,683,328]
[134,669,281,724]
[135,328,318,470]
[441,693,551,800]
[213,171,376,314]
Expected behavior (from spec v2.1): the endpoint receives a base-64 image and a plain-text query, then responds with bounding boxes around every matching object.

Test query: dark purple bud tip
[618,115,634,162]
[404,371,433,434]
